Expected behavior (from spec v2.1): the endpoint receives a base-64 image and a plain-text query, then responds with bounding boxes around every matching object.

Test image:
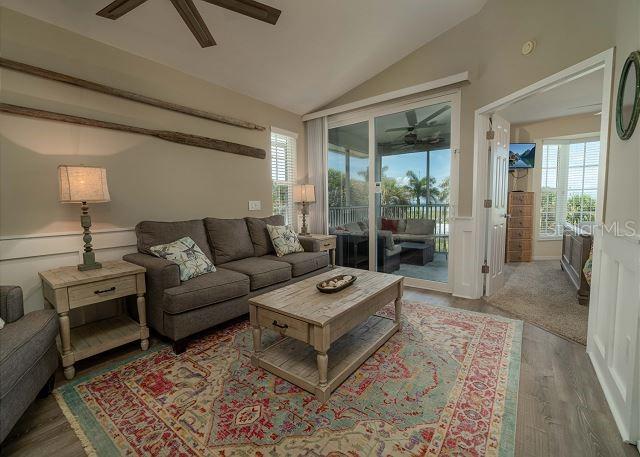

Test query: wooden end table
[249,267,402,401]
[39,260,148,380]
[298,234,337,266]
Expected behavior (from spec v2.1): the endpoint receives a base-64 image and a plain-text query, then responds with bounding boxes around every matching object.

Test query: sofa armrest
[123,253,181,294]
[0,286,24,324]
[299,238,315,252]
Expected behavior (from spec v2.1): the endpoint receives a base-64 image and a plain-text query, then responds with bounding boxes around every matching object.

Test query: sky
[328,149,451,186]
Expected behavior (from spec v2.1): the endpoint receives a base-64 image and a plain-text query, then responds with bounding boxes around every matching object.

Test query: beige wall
[508,113,602,259]
[323,0,637,223]
[0,8,305,236]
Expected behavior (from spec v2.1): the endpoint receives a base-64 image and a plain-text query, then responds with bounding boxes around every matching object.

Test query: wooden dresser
[506,191,533,262]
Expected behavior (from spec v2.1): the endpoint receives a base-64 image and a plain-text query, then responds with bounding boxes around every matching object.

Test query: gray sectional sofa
[0,286,59,443]
[124,215,330,353]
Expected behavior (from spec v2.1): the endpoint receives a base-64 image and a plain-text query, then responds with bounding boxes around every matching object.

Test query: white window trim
[538,134,600,241]
[270,127,297,227]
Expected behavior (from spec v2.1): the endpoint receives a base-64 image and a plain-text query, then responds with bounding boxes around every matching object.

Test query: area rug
[487,261,588,345]
[55,302,522,456]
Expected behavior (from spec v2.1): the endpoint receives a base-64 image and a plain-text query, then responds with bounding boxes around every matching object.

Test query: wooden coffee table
[249,267,403,401]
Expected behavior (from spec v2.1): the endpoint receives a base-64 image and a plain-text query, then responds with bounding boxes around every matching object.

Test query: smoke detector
[521,40,536,56]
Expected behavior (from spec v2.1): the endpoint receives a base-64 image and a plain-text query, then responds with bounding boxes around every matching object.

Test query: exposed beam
[170,0,217,47]
[201,0,281,25]
[97,0,150,19]
[0,104,266,159]
[0,58,266,131]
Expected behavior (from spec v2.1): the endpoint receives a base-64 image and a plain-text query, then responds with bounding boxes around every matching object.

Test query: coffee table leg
[394,297,403,330]
[317,351,328,387]
[252,325,262,355]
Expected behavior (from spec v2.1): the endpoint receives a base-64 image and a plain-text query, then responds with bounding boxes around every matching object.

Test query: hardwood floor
[1,288,637,457]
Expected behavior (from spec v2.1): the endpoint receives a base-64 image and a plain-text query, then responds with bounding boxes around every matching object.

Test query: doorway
[475,50,613,345]
[327,92,460,291]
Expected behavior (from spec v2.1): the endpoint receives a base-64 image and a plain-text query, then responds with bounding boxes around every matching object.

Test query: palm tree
[405,170,428,205]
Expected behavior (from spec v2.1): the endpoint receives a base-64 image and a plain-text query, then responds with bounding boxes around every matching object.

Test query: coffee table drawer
[258,308,309,343]
[68,275,137,309]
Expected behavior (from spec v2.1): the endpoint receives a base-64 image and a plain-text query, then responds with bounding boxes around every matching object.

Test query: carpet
[55,302,522,456]
[487,261,588,345]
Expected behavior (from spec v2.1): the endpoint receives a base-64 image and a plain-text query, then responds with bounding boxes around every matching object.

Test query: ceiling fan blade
[386,126,412,132]
[405,110,418,127]
[170,0,217,47]
[201,0,281,25]
[414,106,451,129]
[97,0,149,19]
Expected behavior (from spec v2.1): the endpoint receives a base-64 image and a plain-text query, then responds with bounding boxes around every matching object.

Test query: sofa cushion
[0,309,58,398]
[204,218,255,264]
[262,251,329,277]
[149,236,216,281]
[246,215,284,256]
[393,233,435,244]
[221,257,291,290]
[163,269,250,314]
[136,220,214,262]
[397,218,407,233]
[405,219,435,236]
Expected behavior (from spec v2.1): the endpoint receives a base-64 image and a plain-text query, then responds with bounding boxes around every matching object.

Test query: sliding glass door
[327,93,459,290]
[374,101,453,285]
[327,121,370,270]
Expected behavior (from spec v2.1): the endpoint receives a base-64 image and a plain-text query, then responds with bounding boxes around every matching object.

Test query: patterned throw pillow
[266,225,305,257]
[149,236,216,281]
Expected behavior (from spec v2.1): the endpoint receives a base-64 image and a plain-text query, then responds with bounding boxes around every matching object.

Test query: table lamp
[58,165,110,271]
[293,184,315,235]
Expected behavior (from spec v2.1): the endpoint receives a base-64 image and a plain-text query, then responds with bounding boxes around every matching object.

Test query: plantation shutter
[271,128,297,225]
[539,137,599,238]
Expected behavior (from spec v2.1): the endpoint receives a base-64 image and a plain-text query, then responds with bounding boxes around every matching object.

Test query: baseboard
[588,349,632,443]
[532,255,561,261]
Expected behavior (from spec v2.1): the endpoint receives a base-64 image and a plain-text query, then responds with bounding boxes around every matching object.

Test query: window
[271,128,297,225]
[539,137,599,238]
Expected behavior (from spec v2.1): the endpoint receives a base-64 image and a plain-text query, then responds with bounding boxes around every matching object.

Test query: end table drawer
[258,308,309,343]
[319,239,336,250]
[68,275,137,309]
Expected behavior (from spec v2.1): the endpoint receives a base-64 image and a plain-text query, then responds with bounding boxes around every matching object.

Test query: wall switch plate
[248,200,261,211]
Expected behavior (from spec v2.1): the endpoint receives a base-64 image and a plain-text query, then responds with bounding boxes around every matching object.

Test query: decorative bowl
[316,274,357,293]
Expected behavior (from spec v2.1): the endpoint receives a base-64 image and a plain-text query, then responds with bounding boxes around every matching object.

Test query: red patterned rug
[56,302,522,456]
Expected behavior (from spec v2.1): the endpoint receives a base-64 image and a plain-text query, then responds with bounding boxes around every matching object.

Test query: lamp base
[78,262,102,271]
[78,251,102,271]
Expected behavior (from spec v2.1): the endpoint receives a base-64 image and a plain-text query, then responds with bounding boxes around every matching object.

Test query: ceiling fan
[96,0,281,48]
[385,105,451,133]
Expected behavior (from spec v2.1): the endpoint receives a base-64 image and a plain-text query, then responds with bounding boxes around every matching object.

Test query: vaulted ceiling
[1,0,487,114]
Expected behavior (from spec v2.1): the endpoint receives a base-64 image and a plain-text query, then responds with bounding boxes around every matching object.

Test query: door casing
[328,90,461,292]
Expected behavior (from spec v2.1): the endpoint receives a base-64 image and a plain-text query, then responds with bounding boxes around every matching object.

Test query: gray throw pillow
[150,236,216,281]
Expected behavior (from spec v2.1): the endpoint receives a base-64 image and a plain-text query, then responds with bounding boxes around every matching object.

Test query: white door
[485,114,510,295]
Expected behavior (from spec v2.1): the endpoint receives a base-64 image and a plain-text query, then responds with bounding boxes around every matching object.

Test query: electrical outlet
[248,200,261,211]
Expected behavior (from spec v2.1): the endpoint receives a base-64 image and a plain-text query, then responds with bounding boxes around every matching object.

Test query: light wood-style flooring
[1,288,637,457]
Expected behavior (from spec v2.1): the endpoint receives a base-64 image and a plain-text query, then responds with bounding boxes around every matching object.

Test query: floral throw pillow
[266,225,305,257]
[149,236,216,281]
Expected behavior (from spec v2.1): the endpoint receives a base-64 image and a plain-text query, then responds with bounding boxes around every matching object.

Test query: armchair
[0,286,59,443]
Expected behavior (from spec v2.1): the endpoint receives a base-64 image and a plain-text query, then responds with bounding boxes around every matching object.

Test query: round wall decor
[616,50,640,140]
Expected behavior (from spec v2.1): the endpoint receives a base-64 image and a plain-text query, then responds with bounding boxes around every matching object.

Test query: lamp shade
[293,184,315,203]
[58,165,110,203]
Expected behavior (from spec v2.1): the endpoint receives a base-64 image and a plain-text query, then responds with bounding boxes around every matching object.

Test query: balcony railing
[329,203,450,252]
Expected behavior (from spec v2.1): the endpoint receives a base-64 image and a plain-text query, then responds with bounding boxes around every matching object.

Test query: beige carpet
[487,260,588,344]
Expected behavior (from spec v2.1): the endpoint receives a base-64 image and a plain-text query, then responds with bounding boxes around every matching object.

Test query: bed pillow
[150,236,216,281]
[266,225,305,257]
